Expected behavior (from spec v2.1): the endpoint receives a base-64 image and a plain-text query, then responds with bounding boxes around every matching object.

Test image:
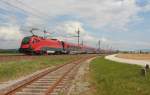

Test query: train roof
[63,41,96,49]
[23,36,96,49]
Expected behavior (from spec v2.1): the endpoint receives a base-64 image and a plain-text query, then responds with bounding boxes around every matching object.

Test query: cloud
[56,21,85,35]
[0,25,22,40]
[1,0,147,33]
[3,0,142,31]
[0,25,23,49]
[143,4,150,12]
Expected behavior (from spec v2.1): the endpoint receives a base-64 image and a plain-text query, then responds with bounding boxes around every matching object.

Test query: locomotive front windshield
[22,37,30,44]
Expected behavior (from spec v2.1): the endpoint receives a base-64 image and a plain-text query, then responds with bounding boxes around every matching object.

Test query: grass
[0,49,19,54]
[90,56,150,95]
[0,55,85,82]
[0,53,23,55]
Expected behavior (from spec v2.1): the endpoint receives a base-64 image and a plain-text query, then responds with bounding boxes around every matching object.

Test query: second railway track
[0,55,95,95]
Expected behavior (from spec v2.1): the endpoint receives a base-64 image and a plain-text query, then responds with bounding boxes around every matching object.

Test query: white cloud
[58,21,85,35]
[101,37,108,42]
[143,4,150,12]
[0,25,22,40]
[0,25,23,49]
[5,0,142,31]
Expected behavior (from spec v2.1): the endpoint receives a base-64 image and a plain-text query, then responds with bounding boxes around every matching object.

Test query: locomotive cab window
[22,37,30,44]
[33,39,40,44]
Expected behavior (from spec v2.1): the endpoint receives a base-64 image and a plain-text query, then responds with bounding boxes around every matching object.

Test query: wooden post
[145,64,149,70]
[141,68,146,76]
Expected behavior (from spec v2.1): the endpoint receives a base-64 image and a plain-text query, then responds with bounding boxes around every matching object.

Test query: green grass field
[90,57,150,95]
[0,55,85,82]
[0,49,19,54]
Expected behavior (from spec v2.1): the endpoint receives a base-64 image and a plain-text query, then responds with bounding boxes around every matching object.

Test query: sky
[0,0,150,50]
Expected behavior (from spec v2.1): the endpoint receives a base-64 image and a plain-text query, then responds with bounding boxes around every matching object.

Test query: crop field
[90,57,150,95]
[116,53,150,60]
[0,55,86,82]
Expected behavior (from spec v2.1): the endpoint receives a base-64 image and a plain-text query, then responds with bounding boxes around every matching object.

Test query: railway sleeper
[30,83,53,86]
[49,92,58,95]
[26,85,50,89]
[15,92,42,95]
[40,76,60,78]
[34,81,53,84]
[35,80,54,82]
[22,88,46,92]
[37,78,58,81]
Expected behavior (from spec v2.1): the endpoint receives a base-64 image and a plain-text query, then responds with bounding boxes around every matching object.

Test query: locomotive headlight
[29,45,33,50]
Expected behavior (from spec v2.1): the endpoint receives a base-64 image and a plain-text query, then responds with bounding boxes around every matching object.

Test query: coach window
[32,40,36,44]
[33,39,39,44]
[36,39,40,43]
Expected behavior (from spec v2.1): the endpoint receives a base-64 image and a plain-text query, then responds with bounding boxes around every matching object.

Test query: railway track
[0,54,91,57]
[0,55,95,95]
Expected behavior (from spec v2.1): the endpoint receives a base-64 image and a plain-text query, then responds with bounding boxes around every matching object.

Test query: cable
[0,0,49,21]
[0,0,54,33]
[0,0,58,37]
[15,0,51,19]
[0,6,16,17]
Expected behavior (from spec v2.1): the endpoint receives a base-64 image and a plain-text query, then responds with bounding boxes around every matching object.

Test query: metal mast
[98,40,101,53]
[77,28,80,46]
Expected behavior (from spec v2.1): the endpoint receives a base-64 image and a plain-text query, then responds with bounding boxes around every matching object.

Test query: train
[19,35,97,55]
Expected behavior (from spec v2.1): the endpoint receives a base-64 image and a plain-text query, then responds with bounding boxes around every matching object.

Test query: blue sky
[0,0,150,50]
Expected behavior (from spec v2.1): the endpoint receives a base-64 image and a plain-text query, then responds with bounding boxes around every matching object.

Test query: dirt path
[67,57,96,95]
[105,54,150,67]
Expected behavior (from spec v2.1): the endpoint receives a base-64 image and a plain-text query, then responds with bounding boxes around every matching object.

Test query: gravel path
[67,57,96,95]
[105,54,150,67]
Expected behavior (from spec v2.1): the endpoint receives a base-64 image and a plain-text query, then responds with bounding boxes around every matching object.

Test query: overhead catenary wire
[0,0,56,34]
[0,0,51,22]
[0,6,21,21]
[15,0,52,19]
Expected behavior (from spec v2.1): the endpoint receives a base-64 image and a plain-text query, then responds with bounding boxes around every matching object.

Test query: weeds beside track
[0,55,90,82]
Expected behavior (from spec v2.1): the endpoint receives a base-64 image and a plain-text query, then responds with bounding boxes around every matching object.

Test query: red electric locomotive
[19,35,65,54]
